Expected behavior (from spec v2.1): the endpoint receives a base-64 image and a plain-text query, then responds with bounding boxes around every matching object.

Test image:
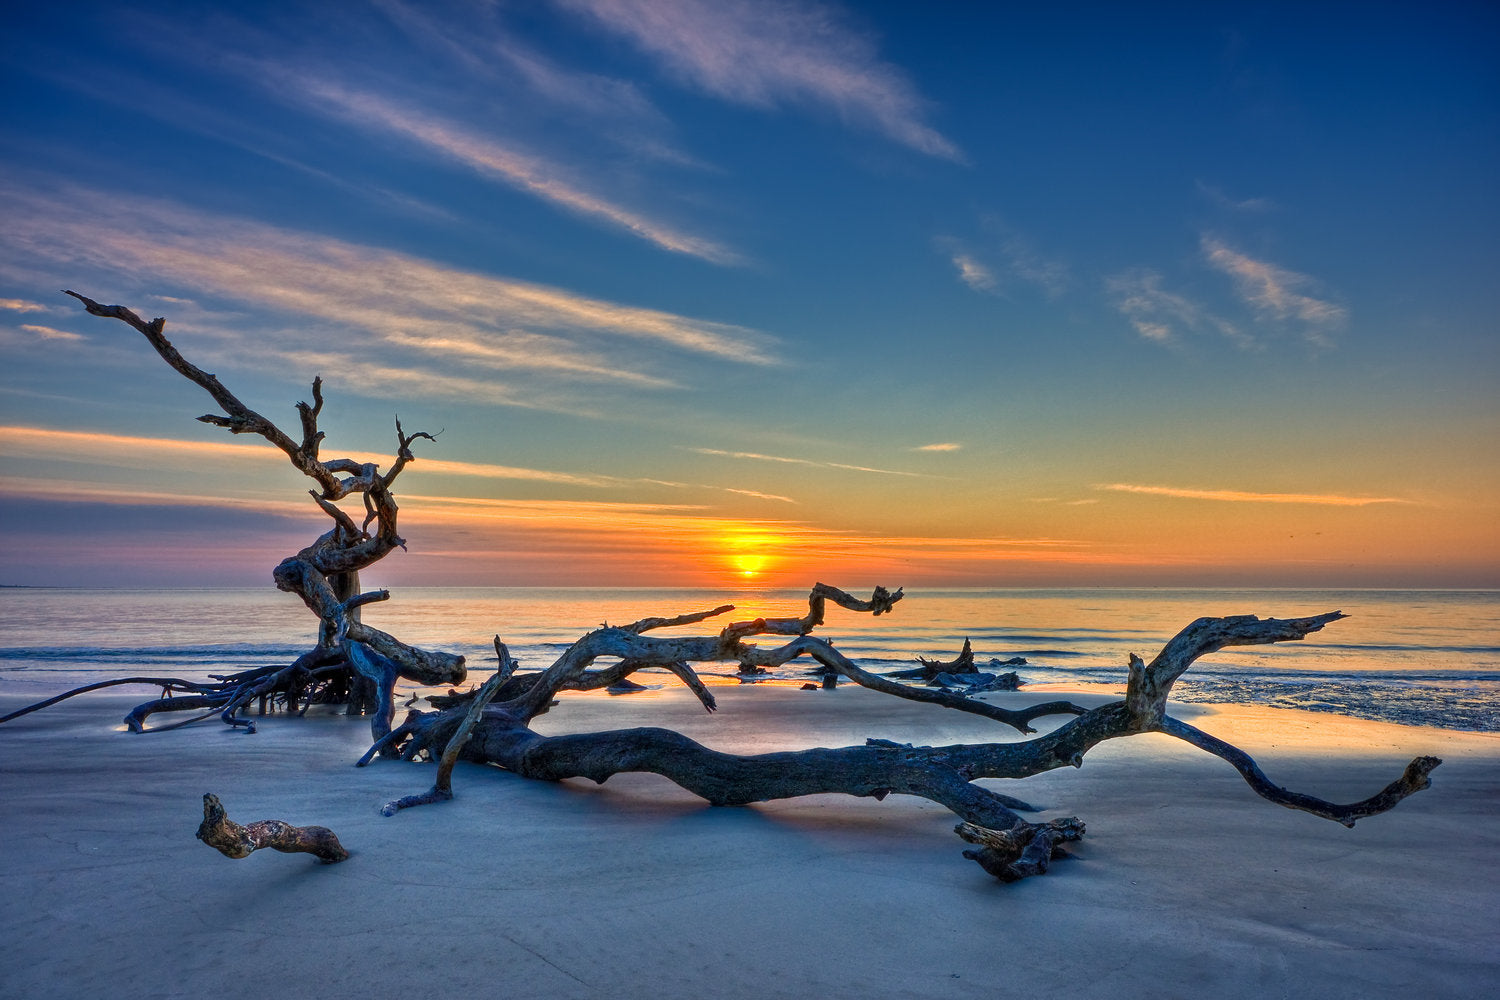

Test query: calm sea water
[1,587,1496,732]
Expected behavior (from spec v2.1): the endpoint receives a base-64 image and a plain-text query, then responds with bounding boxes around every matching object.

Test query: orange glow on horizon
[3,425,1493,589]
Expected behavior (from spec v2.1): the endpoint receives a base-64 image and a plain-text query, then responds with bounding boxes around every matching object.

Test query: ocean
[2,587,1496,732]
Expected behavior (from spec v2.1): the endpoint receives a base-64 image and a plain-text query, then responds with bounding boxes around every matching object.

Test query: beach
[3,684,1496,1000]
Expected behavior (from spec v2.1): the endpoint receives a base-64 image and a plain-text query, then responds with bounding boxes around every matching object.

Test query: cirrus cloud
[557,0,961,160]
[1201,236,1347,346]
[1098,483,1412,506]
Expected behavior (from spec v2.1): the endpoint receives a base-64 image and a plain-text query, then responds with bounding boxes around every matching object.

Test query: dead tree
[0,295,1442,884]
[22,292,468,738]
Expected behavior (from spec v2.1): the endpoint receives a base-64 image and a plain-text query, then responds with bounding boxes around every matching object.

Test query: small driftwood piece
[891,636,977,681]
[956,818,1086,882]
[195,793,348,864]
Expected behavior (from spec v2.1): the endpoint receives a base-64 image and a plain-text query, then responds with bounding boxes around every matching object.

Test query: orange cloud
[0,426,613,487]
[1098,483,1414,507]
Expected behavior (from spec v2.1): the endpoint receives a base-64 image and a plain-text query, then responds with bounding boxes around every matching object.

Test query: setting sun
[734,553,766,577]
[721,529,789,582]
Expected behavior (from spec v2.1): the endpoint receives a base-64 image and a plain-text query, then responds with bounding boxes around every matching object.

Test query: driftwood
[196,793,348,863]
[891,636,977,680]
[24,293,468,739]
[369,597,1440,880]
[1,294,1444,884]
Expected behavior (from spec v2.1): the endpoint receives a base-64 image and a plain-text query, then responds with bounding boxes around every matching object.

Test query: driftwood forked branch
[720,582,902,641]
[1125,611,1346,729]
[371,593,1442,881]
[380,639,520,815]
[196,793,348,864]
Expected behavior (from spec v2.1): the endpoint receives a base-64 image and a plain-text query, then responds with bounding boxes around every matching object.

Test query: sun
[733,553,766,578]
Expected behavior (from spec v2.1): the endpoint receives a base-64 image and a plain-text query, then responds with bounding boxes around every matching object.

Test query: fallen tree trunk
[372,596,1441,881]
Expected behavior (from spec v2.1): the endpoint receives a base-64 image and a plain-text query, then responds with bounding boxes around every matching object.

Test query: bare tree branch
[1156,716,1442,826]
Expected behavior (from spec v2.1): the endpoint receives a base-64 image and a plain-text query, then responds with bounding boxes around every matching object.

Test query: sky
[0,0,1496,591]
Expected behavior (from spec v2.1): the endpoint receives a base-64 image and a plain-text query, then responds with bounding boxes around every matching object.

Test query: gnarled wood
[196,793,348,863]
[891,637,975,681]
[1125,612,1344,729]
[380,640,520,815]
[376,599,1440,881]
[956,818,1086,882]
[1156,717,1441,826]
[54,292,464,737]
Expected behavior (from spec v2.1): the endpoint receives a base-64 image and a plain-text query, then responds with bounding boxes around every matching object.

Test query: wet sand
[2,685,1496,999]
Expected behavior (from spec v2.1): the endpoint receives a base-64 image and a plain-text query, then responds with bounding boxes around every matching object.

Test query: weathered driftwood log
[195,793,348,864]
[373,600,1440,881]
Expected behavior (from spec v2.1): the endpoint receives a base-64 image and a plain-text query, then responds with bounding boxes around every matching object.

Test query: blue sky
[1,0,1496,588]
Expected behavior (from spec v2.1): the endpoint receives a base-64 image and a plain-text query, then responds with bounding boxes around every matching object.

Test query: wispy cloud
[2,298,52,313]
[724,487,797,504]
[0,475,314,516]
[18,324,84,342]
[1196,181,1275,213]
[0,185,779,409]
[1106,269,1247,347]
[913,442,961,452]
[394,496,1102,568]
[640,478,799,504]
[950,253,996,292]
[373,0,700,167]
[688,446,927,477]
[26,54,466,228]
[996,236,1069,297]
[0,426,619,488]
[1201,237,1346,346]
[379,330,676,389]
[939,228,1068,298]
[1111,240,1346,350]
[281,78,739,265]
[557,0,961,160]
[59,4,708,246]
[1098,483,1413,506]
[3,461,1167,582]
